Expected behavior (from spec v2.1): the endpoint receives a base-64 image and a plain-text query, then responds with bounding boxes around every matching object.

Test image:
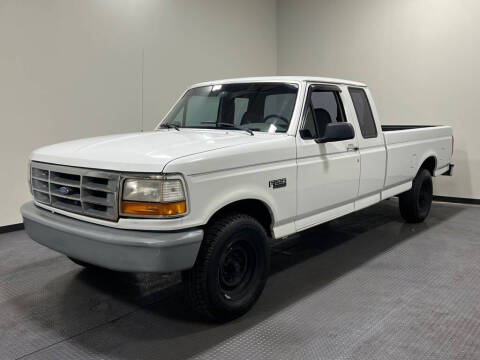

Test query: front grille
[30,162,120,221]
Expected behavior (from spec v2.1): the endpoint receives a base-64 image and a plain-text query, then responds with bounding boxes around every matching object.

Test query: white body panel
[383,126,453,188]
[31,129,264,173]
[164,135,298,238]
[295,85,361,231]
[28,76,453,239]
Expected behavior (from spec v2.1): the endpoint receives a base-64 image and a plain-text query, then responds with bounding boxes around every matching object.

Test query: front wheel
[182,213,270,322]
[399,168,433,223]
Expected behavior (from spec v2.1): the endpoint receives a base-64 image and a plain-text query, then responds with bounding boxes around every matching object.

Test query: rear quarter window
[348,88,377,138]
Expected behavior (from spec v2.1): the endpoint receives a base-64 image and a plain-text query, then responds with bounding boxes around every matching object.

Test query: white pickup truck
[21,76,454,321]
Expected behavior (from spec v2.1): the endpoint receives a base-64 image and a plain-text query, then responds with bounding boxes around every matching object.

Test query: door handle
[347,144,359,152]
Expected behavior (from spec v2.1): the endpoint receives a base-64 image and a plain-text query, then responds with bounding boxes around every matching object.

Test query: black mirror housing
[315,122,355,143]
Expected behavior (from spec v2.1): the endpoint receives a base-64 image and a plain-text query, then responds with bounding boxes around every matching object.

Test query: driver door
[295,84,361,231]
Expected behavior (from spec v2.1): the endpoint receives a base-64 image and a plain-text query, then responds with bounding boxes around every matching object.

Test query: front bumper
[21,201,203,272]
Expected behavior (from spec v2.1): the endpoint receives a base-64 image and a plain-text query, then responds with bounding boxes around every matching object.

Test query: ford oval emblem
[58,186,71,195]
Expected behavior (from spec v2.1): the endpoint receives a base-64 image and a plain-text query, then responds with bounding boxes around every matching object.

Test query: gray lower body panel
[20,201,203,272]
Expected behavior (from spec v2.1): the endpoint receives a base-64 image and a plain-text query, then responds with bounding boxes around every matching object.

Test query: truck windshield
[159,83,298,133]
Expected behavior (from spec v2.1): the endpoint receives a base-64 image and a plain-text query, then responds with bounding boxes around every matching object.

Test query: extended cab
[21,77,454,321]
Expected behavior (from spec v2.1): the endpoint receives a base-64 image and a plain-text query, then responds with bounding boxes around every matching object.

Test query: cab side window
[348,87,377,138]
[302,106,317,139]
[302,89,345,139]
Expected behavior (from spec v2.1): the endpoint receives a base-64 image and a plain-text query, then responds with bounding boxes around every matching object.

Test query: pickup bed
[21,76,453,321]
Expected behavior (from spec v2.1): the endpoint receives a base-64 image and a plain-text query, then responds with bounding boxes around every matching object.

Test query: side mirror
[315,122,355,143]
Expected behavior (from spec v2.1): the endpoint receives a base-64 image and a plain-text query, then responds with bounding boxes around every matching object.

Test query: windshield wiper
[201,122,253,136]
[159,123,180,131]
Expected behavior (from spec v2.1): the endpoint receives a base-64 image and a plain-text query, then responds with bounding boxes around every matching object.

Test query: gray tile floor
[1,199,479,360]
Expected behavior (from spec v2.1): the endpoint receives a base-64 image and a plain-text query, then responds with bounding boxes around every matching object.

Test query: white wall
[0,0,277,226]
[2,0,478,227]
[277,0,479,200]
[140,0,278,130]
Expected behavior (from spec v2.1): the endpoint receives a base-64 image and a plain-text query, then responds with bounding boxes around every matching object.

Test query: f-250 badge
[269,178,286,189]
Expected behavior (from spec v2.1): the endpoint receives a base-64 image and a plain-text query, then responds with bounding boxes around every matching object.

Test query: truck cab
[295,82,384,231]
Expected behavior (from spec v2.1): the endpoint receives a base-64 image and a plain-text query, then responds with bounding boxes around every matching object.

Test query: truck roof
[192,76,366,88]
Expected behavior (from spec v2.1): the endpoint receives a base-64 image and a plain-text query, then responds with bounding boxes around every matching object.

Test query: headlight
[121,178,187,217]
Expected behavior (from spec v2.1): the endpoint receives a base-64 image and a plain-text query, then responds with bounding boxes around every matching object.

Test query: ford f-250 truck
[21,76,454,321]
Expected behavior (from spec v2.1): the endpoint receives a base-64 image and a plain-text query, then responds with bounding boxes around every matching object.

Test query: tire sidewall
[413,169,433,220]
[205,216,269,319]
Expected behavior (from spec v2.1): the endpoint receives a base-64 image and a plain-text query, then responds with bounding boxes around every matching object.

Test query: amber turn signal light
[121,201,186,216]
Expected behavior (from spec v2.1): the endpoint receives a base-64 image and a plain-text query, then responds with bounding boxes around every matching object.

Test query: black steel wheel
[182,213,269,322]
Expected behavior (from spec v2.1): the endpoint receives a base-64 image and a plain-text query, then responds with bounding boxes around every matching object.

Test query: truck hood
[31,129,263,172]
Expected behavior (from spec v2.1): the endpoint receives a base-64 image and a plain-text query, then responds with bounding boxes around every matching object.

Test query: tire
[399,168,433,223]
[182,213,270,322]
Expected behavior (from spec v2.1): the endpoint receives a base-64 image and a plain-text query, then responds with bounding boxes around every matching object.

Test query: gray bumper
[21,202,203,272]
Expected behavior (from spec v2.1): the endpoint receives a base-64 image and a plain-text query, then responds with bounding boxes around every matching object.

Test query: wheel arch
[419,155,437,176]
[206,198,275,238]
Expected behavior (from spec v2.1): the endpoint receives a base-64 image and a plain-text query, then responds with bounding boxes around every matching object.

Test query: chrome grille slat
[32,178,49,192]
[32,168,48,180]
[81,184,115,192]
[49,179,81,187]
[82,194,114,207]
[51,192,81,201]
[33,190,50,204]
[32,188,49,194]
[51,197,83,214]
[30,161,120,221]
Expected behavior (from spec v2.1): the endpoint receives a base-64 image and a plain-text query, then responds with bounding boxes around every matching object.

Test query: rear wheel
[182,213,270,322]
[399,168,433,223]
